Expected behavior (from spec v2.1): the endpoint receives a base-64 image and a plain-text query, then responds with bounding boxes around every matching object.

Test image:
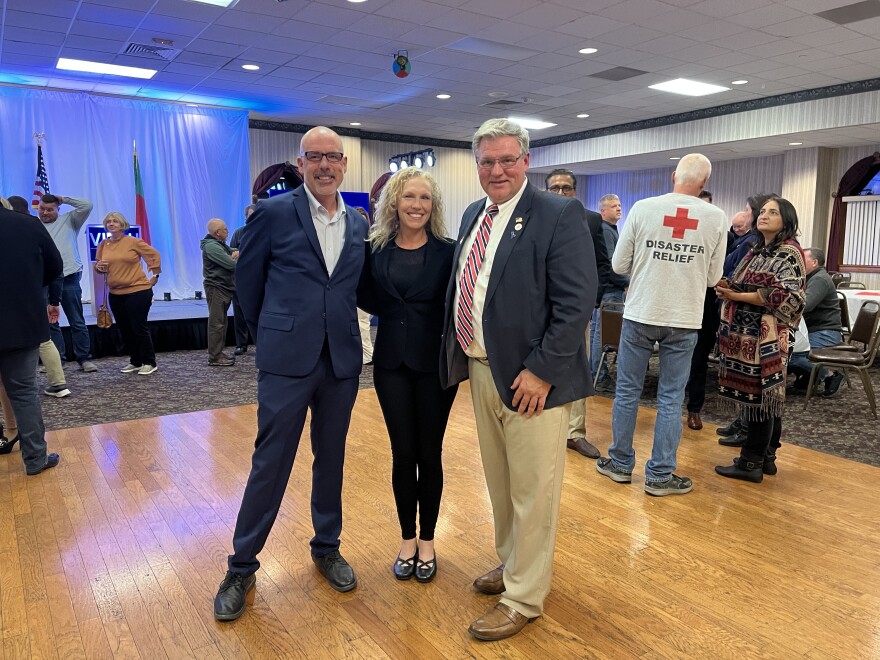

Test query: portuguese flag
[133,142,151,244]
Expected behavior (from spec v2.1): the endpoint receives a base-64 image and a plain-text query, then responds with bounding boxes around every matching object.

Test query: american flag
[31,143,51,209]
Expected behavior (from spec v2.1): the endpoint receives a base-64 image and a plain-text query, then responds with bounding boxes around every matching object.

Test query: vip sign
[87,225,140,262]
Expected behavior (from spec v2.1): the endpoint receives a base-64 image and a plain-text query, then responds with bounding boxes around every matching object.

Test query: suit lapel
[332,202,358,282]
[484,184,534,308]
[377,244,403,301]
[405,234,443,300]
[293,189,328,275]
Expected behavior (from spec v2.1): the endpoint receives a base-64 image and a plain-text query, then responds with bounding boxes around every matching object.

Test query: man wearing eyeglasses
[544,169,611,460]
[215,127,368,621]
[441,119,597,641]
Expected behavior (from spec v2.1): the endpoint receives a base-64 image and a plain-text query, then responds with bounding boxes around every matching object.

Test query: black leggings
[742,414,782,462]
[373,364,457,541]
[109,289,155,367]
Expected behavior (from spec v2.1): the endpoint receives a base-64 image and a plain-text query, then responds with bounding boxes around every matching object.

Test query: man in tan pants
[440,119,597,641]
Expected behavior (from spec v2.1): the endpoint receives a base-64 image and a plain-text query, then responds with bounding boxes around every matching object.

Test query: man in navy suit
[440,119,597,641]
[214,127,367,621]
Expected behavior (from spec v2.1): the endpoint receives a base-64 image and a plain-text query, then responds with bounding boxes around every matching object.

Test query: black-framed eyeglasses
[477,155,522,170]
[302,151,344,163]
[548,185,574,194]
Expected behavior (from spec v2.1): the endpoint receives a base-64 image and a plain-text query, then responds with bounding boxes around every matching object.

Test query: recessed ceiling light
[670,156,681,160]
[732,79,748,85]
[579,48,598,54]
[350,122,361,126]
[576,113,590,118]
[507,116,556,130]
[183,0,240,7]
[649,78,730,97]
[56,57,156,79]
[347,0,368,3]
[241,64,260,71]
[789,142,803,146]
[436,93,451,99]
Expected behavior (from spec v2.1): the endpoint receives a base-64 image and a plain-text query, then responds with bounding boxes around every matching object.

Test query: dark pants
[373,365,458,541]
[0,347,49,471]
[686,290,720,413]
[232,291,251,349]
[205,285,232,361]
[228,342,359,575]
[742,414,783,463]
[48,271,92,363]
[109,289,155,367]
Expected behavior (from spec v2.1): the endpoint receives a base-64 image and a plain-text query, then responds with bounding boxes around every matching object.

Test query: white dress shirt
[304,186,347,276]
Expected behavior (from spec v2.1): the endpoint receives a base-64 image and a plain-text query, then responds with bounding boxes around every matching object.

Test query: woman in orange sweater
[95,212,161,375]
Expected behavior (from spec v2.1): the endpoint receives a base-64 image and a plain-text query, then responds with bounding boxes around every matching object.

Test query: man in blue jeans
[38,194,97,372]
[595,154,727,496]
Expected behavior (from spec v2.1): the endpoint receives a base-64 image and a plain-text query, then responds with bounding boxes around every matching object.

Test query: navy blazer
[358,232,455,373]
[440,183,598,410]
[235,187,368,379]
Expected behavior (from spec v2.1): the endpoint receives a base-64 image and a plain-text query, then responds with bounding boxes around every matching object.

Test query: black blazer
[585,209,611,306]
[358,232,455,373]
[0,208,63,352]
[440,184,598,410]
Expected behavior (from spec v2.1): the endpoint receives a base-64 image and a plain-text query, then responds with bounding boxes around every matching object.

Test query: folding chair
[593,301,625,388]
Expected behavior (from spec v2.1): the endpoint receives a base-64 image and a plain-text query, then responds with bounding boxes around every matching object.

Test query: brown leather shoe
[567,437,600,459]
[468,602,535,641]
[473,565,505,595]
[687,412,703,430]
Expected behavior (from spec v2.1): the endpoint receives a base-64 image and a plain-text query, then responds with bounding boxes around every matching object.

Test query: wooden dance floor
[1,385,878,658]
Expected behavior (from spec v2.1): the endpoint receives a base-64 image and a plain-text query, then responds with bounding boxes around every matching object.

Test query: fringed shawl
[718,240,806,419]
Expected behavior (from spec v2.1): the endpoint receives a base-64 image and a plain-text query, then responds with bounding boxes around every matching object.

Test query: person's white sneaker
[138,365,158,375]
[120,364,140,373]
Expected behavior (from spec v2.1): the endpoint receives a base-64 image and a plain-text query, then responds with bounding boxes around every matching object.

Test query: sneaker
[44,384,71,398]
[80,361,98,373]
[138,364,158,375]
[120,364,140,374]
[644,474,693,497]
[208,357,235,367]
[595,457,632,483]
[822,371,846,398]
[594,376,616,394]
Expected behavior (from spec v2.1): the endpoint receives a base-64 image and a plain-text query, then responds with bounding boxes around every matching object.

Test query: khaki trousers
[40,340,66,387]
[0,375,15,439]
[567,324,591,439]
[468,359,570,618]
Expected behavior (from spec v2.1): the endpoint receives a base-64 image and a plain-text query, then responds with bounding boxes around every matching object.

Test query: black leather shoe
[415,556,436,583]
[823,371,846,397]
[718,430,747,447]
[214,571,256,621]
[26,453,59,475]
[234,346,246,356]
[763,454,777,476]
[312,550,357,592]
[716,419,745,437]
[715,458,763,483]
[0,435,20,455]
[393,552,416,580]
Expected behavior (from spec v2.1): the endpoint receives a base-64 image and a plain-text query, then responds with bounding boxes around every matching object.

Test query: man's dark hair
[7,196,30,214]
[545,168,576,190]
[698,190,712,202]
[806,246,826,267]
[747,192,779,226]
[40,193,61,205]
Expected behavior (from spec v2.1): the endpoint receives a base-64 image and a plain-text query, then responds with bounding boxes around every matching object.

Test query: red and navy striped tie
[456,204,499,351]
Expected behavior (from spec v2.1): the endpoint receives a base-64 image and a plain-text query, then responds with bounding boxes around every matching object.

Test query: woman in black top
[357,169,458,583]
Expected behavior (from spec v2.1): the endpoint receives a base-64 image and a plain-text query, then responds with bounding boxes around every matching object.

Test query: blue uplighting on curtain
[0,87,250,300]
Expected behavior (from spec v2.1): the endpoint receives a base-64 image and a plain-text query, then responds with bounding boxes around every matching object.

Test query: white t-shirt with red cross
[612,192,727,329]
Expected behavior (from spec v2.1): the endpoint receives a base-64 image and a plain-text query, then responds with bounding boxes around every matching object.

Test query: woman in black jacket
[357,169,458,583]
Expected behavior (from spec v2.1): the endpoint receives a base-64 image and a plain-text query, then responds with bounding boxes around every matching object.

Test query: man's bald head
[207,218,228,241]
[731,210,752,237]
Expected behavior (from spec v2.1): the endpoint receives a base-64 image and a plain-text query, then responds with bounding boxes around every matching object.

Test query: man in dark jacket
[201,218,238,366]
[0,203,63,474]
[228,204,255,355]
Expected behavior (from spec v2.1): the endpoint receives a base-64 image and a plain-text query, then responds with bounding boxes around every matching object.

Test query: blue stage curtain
[0,87,250,301]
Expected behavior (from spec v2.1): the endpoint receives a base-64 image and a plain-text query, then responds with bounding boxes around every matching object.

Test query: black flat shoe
[415,556,436,583]
[393,552,417,580]
[0,436,19,455]
[26,453,59,475]
[312,550,357,592]
[214,571,256,621]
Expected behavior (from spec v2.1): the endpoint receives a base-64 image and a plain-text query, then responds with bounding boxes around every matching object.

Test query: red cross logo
[663,207,699,239]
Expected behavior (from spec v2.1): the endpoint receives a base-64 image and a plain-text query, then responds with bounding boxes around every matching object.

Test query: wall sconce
[388,148,436,173]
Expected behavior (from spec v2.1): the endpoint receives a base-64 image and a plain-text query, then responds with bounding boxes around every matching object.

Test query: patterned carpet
[33,347,879,467]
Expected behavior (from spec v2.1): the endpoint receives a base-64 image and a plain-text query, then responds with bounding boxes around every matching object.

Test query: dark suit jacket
[358,233,455,373]
[235,187,368,379]
[0,208,63,352]
[585,209,611,306]
[440,183,598,410]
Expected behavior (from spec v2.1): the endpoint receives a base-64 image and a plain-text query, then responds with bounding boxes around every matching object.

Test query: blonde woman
[94,212,161,374]
[357,169,457,583]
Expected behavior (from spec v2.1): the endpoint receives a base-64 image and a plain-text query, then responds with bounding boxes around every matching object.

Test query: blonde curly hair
[368,169,448,251]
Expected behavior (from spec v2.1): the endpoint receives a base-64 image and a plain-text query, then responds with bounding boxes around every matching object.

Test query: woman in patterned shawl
[714,198,806,483]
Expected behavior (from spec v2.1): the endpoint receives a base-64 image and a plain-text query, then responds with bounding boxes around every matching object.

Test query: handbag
[97,272,113,329]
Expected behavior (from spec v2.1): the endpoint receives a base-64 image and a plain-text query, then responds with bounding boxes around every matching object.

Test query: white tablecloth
[840,289,880,324]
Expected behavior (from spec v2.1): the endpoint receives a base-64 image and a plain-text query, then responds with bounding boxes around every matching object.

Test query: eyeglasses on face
[476,155,522,170]
[302,151,344,163]
[548,185,574,193]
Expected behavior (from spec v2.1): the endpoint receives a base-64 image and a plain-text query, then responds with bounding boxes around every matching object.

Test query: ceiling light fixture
[56,57,157,79]
[732,79,748,85]
[388,148,436,173]
[670,156,681,160]
[436,93,451,99]
[576,113,590,118]
[649,78,729,97]
[350,122,361,126]
[507,116,556,130]
[241,64,260,71]
[789,142,803,146]
[183,0,240,7]
[578,47,598,54]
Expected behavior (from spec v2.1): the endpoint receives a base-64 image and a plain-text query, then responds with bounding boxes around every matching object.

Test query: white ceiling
[2,0,880,165]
